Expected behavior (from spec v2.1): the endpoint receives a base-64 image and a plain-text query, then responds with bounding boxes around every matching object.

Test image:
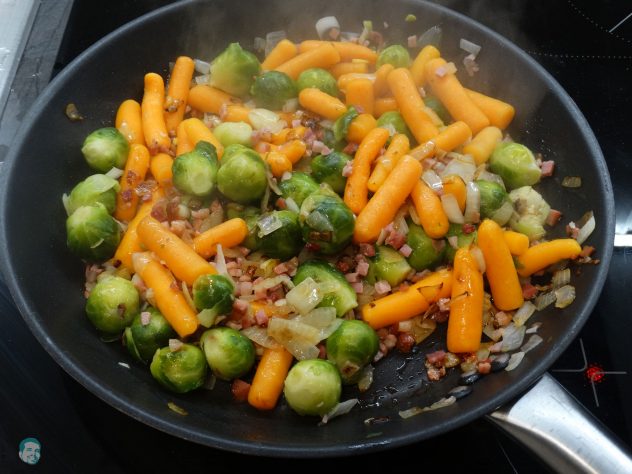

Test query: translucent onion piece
[357,365,374,392]
[105,167,124,179]
[195,74,210,85]
[552,268,571,289]
[475,169,505,189]
[315,16,340,39]
[464,181,481,223]
[440,154,476,182]
[253,274,294,293]
[197,308,218,328]
[266,171,282,195]
[513,301,536,327]
[295,305,336,327]
[408,204,421,225]
[194,59,211,74]
[61,194,71,215]
[575,212,595,245]
[265,30,287,56]
[284,339,320,361]
[490,200,514,226]
[282,98,299,113]
[526,322,542,334]
[534,291,556,310]
[422,170,444,195]
[554,285,576,308]
[214,244,228,277]
[521,334,543,353]
[505,351,525,371]
[241,326,282,349]
[268,317,321,346]
[417,25,442,48]
[501,323,526,352]
[321,398,358,424]
[470,246,486,273]
[459,38,482,56]
[561,176,582,188]
[441,193,465,224]
[248,108,285,133]
[181,281,196,311]
[399,396,456,419]
[257,213,283,237]
[411,317,436,344]
[284,197,300,213]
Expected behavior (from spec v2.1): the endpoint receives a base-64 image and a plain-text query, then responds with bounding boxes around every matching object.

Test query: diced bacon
[494,311,512,327]
[462,223,476,234]
[396,333,415,353]
[343,142,359,155]
[254,309,269,327]
[522,283,538,300]
[191,208,210,219]
[231,379,251,402]
[540,160,555,177]
[274,263,289,275]
[238,281,253,296]
[140,311,152,326]
[345,272,360,283]
[318,343,327,359]
[351,281,364,294]
[385,230,406,249]
[546,209,562,227]
[437,297,451,312]
[426,365,445,381]
[228,268,242,277]
[399,244,413,257]
[312,140,332,155]
[359,243,375,257]
[426,350,446,366]
[356,260,370,277]
[232,298,249,313]
[276,197,287,209]
[566,222,580,239]
[580,245,595,258]
[477,361,492,374]
[342,160,354,177]
[374,280,392,295]
[292,119,302,128]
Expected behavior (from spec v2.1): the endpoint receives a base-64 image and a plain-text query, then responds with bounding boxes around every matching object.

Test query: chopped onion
[440,154,476,182]
[285,277,324,315]
[561,176,582,188]
[169,339,183,352]
[552,268,571,288]
[248,108,285,133]
[253,274,293,293]
[399,396,456,419]
[197,309,218,328]
[266,171,282,195]
[459,38,482,56]
[257,213,283,237]
[521,334,543,353]
[575,212,595,245]
[490,200,514,226]
[408,204,421,225]
[268,317,321,345]
[295,306,336,328]
[167,402,188,416]
[265,30,286,56]
[513,301,536,327]
[441,194,465,224]
[241,326,281,349]
[194,74,210,85]
[501,323,526,352]
[422,170,444,195]
[282,98,299,113]
[555,285,576,308]
[105,167,124,179]
[416,25,442,48]
[315,16,340,39]
[214,244,228,276]
[470,246,486,273]
[464,181,481,223]
[505,352,525,371]
[357,365,374,392]
[118,362,130,369]
[321,398,358,424]
[284,197,300,213]
[526,322,542,334]
[475,168,505,189]
[253,36,266,53]
[203,374,217,391]
[260,182,270,213]
[534,290,556,310]
[194,59,211,74]
[447,235,459,249]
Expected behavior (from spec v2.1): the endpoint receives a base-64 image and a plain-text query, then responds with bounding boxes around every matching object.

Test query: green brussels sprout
[172,141,219,197]
[213,121,254,148]
[299,193,354,255]
[278,172,320,207]
[376,44,411,68]
[199,327,255,380]
[423,95,451,124]
[310,151,351,194]
[283,359,341,416]
[368,245,412,287]
[209,42,261,97]
[508,186,551,241]
[376,111,414,142]
[226,203,261,250]
[293,261,357,316]
[257,210,303,260]
[85,276,139,334]
[63,174,120,216]
[296,68,339,97]
[81,127,130,173]
[124,307,176,364]
[332,106,358,143]
[444,223,477,262]
[150,344,207,393]
[66,204,121,261]
[217,145,268,204]
[489,142,541,190]
[405,222,445,271]
[476,180,512,225]
[192,274,235,320]
[251,71,297,110]
[326,320,378,384]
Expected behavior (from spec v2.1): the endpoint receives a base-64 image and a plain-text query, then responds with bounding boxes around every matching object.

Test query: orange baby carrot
[272,126,306,145]
[478,219,524,311]
[337,73,375,92]
[150,152,173,188]
[345,78,374,116]
[346,113,377,144]
[141,73,170,155]
[164,56,195,135]
[442,175,466,212]
[223,104,251,124]
[373,97,398,117]
[275,43,341,80]
[298,88,347,120]
[410,180,449,239]
[462,126,502,165]
[116,99,144,145]
[276,139,307,164]
[181,117,224,158]
[424,58,489,134]
[447,247,484,353]
[503,230,530,256]
[114,144,150,222]
[373,64,394,97]
[330,61,368,78]
[299,40,377,62]
[367,133,410,192]
[433,121,472,152]
[175,121,193,156]
[354,155,422,243]
[265,151,293,177]
[387,67,439,143]
[187,85,236,115]
[464,88,515,130]
[132,252,199,338]
[343,127,390,214]
[516,239,582,277]
[410,44,441,86]
[262,39,298,71]
[192,218,249,259]
[137,215,216,286]
[247,347,294,410]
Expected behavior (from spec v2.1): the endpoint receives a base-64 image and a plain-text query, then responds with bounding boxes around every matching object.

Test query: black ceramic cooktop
[1,1,631,472]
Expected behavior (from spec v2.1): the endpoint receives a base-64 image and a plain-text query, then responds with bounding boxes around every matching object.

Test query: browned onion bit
[65,103,84,121]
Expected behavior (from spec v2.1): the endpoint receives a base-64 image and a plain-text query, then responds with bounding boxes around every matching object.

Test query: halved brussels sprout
[150,344,207,393]
[213,121,254,148]
[376,44,411,68]
[296,68,339,97]
[376,111,413,142]
[226,203,261,250]
[217,145,267,204]
[257,210,303,260]
[251,71,297,110]
[278,172,320,207]
[64,174,120,216]
[283,359,341,416]
[508,186,551,241]
[293,261,358,317]
[368,245,412,286]
[192,274,235,318]
[489,142,541,190]
[66,204,121,261]
[85,276,139,334]
[209,42,261,97]
[200,327,255,380]
[81,127,129,172]
[125,307,176,364]
[476,180,512,225]
[299,193,354,255]
[406,222,446,271]
[310,151,351,195]
[444,223,477,263]
[326,320,378,384]
[172,141,219,197]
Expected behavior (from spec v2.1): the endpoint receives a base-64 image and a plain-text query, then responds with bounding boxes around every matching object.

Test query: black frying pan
[0,0,617,461]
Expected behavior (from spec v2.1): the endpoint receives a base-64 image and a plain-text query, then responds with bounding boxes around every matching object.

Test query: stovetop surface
[1,1,631,472]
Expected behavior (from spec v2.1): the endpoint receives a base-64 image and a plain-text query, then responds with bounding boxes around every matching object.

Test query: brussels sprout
[376,44,411,68]
[326,320,378,384]
[64,174,120,216]
[368,245,412,287]
[296,68,339,97]
[278,172,320,206]
[124,307,176,364]
[489,142,541,190]
[251,71,297,110]
[213,122,254,147]
[200,327,255,380]
[283,359,341,416]
[310,151,351,194]
[508,186,551,241]
[332,106,358,142]
[293,261,358,317]
[150,344,207,393]
[423,95,451,124]
[217,145,267,204]
[85,276,139,334]
[192,274,235,321]
[81,127,130,173]
[299,193,354,255]
[172,141,219,197]
[66,204,121,261]
[406,222,445,271]
[209,42,261,97]
[444,223,477,262]
[257,210,303,260]
[376,111,413,142]
[226,203,261,250]
[476,180,512,225]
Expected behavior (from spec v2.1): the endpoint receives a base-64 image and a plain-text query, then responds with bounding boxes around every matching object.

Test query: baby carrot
[447,247,484,353]
[367,133,410,192]
[337,73,375,92]
[516,239,582,277]
[150,152,173,188]
[442,175,466,212]
[410,180,449,239]
[410,44,441,86]
[387,67,439,143]
[433,121,472,152]
[345,78,374,116]
[141,73,171,155]
[425,58,490,134]
[187,85,236,115]
[343,127,390,214]
[503,230,530,256]
[299,40,377,62]
[330,61,368,78]
[373,63,394,97]
[373,97,398,117]
[132,252,199,338]
[114,143,150,222]
[298,88,347,120]
[362,268,452,329]
[181,117,224,158]
[275,43,341,80]
[462,126,502,165]
[192,218,249,259]
[346,113,377,144]
[262,39,298,71]
[115,99,144,145]
[272,126,306,145]
[478,219,524,311]
[276,139,306,164]
[137,215,216,286]
[164,56,195,135]
[175,121,193,156]
[247,347,294,410]
[464,88,515,130]
[354,155,422,243]
[265,151,293,178]
[223,104,251,124]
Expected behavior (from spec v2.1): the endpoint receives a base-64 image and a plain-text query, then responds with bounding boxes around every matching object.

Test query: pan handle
[486,373,632,473]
